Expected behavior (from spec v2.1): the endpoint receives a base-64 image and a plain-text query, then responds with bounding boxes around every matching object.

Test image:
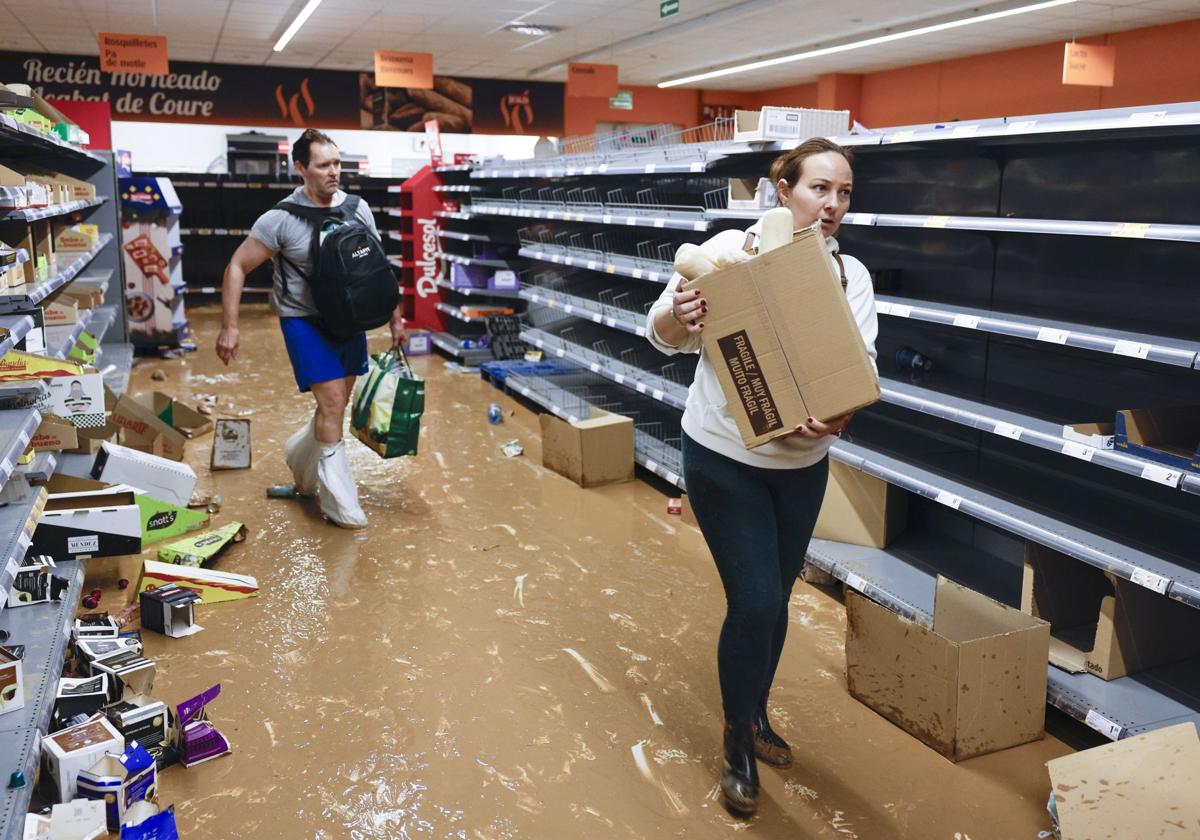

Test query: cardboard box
[32,488,142,560]
[1115,406,1200,475]
[1021,544,1200,680]
[72,614,120,643]
[31,413,80,451]
[137,559,258,604]
[139,583,202,638]
[0,350,83,380]
[90,649,155,703]
[43,296,78,326]
[133,491,210,545]
[47,799,107,839]
[1062,420,1115,449]
[0,646,23,717]
[540,409,634,488]
[54,225,98,253]
[727,177,776,210]
[0,229,36,286]
[75,637,142,667]
[41,716,124,803]
[138,392,213,438]
[76,743,156,832]
[6,553,68,607]
[56,280,106,310]
[732,106,850,142]
[41,372,106,429]
[490,269,519,291]
[90,442,197,506]
[32,220,54,281]
[845,577,1050,761]
[1046,723,1200,840]
[404,330,432,356]
[110,395,187,461]
[54,675,110,721]
[0,163,29,205]
[156,522,246,567]
[105,699,169,758]
[682,225,880,447]
[813,460,907,548]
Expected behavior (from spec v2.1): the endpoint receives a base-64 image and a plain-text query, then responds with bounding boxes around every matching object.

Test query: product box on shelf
[31,219,54,281]
[31,487,143,560]
[1046,723,1200,840]
[1021,543,1200,680]
[540,410,634,488]
[451,261,489,289]
[0,646,23,717]
[54,223,100,253]
[0,163,29,207]
[489,269,519,291]
[40,715,125,803]
[1114,406,1200,475]
[845,577,1050,762]
[76,742,157,832]
[813,459,907,549]
[0,350,84,380]
[0,228,36,285]
[727,177,776,210]
[57,279,107,310]
[1062,420,1115,449]
[43,294,78,326]
[732,106,850,143]
[681,224,880,448]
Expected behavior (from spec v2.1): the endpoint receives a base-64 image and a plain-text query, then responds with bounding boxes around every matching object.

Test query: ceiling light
[505,23,562,37]
[658,0,1079,87]
[274,0,324,52]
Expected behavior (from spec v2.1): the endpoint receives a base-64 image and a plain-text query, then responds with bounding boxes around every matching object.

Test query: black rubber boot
[721,721,760,817]
[753,698,794,769]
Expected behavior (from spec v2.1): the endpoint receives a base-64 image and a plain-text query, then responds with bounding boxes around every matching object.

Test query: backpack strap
[273,197,358,281]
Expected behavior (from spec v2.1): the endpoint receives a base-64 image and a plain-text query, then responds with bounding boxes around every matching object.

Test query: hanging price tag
[935,491,963,510]
[994,422,1022,440]
[1084,709,1124,740]
[1061,441,1095,462]
[924,216,951,229]
[890,304,912,318]
[1036,327,1070,344]
[844,571,868,593]
[953,314,981,329]
[1113,340,1151,359]
[1140,463,1181,487]
[1130,568,1171,595]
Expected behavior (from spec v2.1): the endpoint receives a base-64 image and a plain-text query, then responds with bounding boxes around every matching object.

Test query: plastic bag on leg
[284,417,320,497]
[317,439,368,529]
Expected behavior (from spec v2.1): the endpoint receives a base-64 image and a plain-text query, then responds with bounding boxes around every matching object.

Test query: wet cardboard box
[813,459,907,549]
[845,576,1050,762]
[90,441,197,506]
[681,225,879,448]
[40,715,124,803]
[31,487,142,560]
[1046,722,1200,840]
[1021,543,1200,680]
[539,409,634,488]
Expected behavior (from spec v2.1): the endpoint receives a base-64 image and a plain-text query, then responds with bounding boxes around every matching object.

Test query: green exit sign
[660,0,679,19]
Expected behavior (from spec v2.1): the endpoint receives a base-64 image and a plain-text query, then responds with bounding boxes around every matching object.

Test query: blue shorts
[279,317,368,393]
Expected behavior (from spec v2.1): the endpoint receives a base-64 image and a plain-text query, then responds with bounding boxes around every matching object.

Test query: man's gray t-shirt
[249,187,380,318]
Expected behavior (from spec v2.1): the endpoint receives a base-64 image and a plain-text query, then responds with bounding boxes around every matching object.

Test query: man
[216,128,404,528]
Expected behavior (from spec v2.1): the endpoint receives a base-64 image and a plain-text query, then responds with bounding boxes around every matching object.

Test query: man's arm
[216,235,275,365]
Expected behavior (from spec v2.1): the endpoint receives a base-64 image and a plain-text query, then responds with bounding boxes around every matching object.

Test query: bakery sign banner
[0,50,564,135]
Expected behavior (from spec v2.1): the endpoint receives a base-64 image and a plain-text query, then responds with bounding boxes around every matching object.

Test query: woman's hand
[672,288,707,334]
[790,412,854,439]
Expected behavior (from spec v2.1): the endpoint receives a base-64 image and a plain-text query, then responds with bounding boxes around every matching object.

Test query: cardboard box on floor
[540,410,634,488]
[845,577,1050,762]
[1046,722,1200,840]
[110,394,187,461]
[1115,406,1200,475]
[681,225,879,448]
[814,460,907,548]
[1021,543,1200,680]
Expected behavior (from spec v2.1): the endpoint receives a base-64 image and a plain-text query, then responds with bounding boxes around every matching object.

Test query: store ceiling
[0,0,1195,90]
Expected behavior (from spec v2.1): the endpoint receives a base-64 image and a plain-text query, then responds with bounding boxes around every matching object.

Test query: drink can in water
[488,403,503,424]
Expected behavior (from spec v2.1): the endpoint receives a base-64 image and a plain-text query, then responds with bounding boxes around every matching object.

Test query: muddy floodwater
[81,305,1073,838]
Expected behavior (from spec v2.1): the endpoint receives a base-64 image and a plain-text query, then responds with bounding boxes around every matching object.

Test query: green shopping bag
[351,347,425,458]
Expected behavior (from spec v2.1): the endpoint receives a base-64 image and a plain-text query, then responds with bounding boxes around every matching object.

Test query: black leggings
[682,432,829,725]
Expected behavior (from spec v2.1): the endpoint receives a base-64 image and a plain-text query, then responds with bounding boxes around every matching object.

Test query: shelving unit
[460,99,1200,743]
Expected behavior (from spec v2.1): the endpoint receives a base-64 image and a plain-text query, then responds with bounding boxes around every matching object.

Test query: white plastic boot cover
[317,439,368,529]
[284,418,321,497]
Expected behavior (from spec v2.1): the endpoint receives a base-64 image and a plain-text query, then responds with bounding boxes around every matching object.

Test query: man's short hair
[293,129,337,166]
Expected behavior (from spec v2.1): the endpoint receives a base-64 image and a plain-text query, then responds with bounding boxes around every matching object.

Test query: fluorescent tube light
[658,0,1079,88]
[273,0,324,52]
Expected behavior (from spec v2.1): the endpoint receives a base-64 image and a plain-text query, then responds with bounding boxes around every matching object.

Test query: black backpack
[275,195,399,339]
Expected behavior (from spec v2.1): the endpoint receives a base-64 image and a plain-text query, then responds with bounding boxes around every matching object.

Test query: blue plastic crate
[480,358,576,388]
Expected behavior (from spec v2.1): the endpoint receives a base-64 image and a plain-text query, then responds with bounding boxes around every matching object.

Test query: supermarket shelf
[473,200,709,232]
[0,408,40,492]
[387,231,415,242]
[434,210,476,221]
[86,305,118,345]
[0,113,105,165]
[180,227,250,237]
[829,212,1200,244]
[434,302,489,324]
[1183,474,1200,498]
[804,537,1200,740]
[100,342,135,397]
[472,159,709,179]
[429,331,493,365]
[44,307,94,360]
[876,296,1200,370]
[438,230,492,244]
[704,205,773,221]
[433,185,478,193]
[387,255,416,269]
[435,278,522,300]
[519,327,688,410]
[185,285,271,296]
[0,555,86,836]
[437,251,512,269]
[19,450,56,484]
[0,197,105,223]
[0,234,113,311]
[828,439,1200,608]
[518,245,672,285]
[879,377,1194,490]
[386,184,405,193]
[0,314,35,358]
[434,163,473,173]
[520,289,646,338]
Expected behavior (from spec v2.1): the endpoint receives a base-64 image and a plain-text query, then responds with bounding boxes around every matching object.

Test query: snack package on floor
[351,347,424,458]
[155,522,246,567]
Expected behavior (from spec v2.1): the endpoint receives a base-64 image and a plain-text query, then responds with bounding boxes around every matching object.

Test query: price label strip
[1084,708,1124,740]
[1130,567,1171,595]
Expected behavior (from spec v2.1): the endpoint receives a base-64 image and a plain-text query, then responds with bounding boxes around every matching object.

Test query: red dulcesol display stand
[396,165,446,332]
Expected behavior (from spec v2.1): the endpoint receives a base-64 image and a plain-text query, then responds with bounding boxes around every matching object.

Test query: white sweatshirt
[645,220,879,469]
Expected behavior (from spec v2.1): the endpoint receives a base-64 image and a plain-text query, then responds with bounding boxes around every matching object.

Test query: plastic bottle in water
[895,345,934,372]
[488,403,503,424]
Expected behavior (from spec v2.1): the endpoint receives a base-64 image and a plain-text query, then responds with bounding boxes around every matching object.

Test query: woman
[645,137,878,816]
